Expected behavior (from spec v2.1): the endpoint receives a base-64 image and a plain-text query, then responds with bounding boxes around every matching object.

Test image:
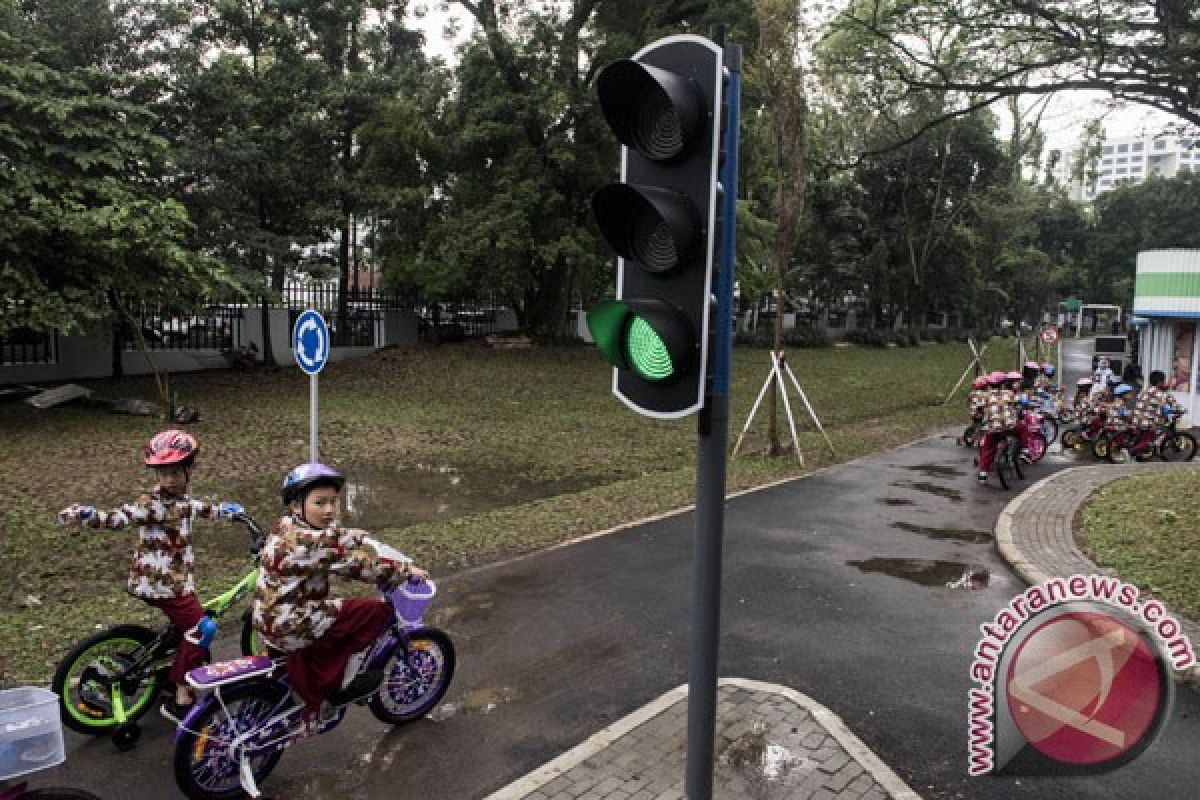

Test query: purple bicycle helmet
[281,462,345,504]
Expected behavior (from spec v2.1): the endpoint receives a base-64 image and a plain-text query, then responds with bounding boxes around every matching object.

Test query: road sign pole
[310,373,318,463]
[686,34,739,800]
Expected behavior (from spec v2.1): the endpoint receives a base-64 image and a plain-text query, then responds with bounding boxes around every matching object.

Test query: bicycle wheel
[172,679,289,800]
[369,628,456,725]
[1093,435,1111,460]
[51,625,164,734]
[1009,436,1025,480]
[995,443,1011,490]
[1160,432,1198,462]
[1041,418,1059,446]
[1061,428,1083,451]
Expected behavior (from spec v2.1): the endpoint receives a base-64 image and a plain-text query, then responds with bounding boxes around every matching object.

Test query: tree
[834,0,1200,140]
[0,0,226,341]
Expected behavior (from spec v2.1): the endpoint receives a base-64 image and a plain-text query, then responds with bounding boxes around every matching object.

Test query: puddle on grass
[889,480,964,502]
[848,558,990,589]
[891,521,993,544]
[428,686,518,722]
[877,497,915,507]
[902,463,966,478]
[338,463,595,529]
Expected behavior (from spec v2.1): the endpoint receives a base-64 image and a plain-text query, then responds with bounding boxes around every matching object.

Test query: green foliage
[0,6,227,334]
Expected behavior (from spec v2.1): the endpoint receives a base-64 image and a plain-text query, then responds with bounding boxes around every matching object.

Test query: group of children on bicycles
[56,432,428,731]
[966,363,1051,484]
[965,357,1181,482]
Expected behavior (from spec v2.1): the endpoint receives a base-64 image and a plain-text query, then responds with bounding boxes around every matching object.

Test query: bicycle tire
[1160,432,1198,462]
[19,790,104,800]
[52,625,163,734]
[172,678,289,800]
[995,442,1011,490]
[1093,435,1111,460]
[1041,418,1059,446]
[369,628,456,725]
[1009,435,1024,480]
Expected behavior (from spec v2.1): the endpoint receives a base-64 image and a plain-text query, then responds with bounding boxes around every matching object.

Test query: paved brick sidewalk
[994,462,1200,686]
[485,679,919,800]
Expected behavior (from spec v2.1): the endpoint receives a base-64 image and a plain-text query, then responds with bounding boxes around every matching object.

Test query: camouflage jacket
[1132,386,1177,430]
[967,389,988,418]
[76,492,225,599]
[981,389,1018,433]
[252,516,406,652]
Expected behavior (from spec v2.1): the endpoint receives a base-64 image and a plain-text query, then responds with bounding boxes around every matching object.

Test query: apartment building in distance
[1048,131,1198,203]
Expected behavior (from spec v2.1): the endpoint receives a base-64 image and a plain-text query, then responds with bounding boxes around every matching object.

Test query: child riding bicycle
[1130,370,1178,457]
[977,371,1019,484]
[56,430,244,722]
[251,462,429,729]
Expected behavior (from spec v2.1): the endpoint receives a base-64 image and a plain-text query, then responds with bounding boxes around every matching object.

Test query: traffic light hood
[592,183,701,273]
[597,60,704,161]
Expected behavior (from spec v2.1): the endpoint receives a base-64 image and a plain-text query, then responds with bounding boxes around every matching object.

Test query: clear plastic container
[0,687,65,780]
[391,578,437,629]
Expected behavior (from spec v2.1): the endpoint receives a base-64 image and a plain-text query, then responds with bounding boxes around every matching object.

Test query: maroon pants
[145,594,207,685]
[287,599,394,712]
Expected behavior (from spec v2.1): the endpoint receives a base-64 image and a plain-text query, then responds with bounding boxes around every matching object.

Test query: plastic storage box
[391,578,437,629]
[0,687,65,781]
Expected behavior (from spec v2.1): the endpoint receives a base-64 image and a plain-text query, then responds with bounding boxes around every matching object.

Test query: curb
[994,463,1200,689]
[483,678,921,800]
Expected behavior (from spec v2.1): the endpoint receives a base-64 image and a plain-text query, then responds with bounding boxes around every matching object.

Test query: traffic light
[587,35,723,418]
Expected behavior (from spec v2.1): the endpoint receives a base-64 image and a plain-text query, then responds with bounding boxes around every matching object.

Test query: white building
[1048,132,1198,202]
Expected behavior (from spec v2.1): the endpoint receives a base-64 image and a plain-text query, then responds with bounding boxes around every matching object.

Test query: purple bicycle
[170,559,454,800]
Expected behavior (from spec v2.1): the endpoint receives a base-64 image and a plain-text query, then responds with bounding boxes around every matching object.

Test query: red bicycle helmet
[144,429,198,467]
[972,376,988,390]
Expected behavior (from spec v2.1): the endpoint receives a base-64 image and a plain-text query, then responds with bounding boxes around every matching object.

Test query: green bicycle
[50,513,268,751]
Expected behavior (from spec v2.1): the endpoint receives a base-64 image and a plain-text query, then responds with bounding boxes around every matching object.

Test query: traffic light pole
[686,37,741,800]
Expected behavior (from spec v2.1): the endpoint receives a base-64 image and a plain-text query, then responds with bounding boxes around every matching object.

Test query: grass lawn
[0,339,1011,686]
[1079,467,1200,621]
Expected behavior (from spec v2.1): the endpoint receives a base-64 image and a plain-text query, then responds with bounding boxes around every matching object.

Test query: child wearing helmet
[57,430,245,721]
[1130,371,1177,456]
[252,463,429,726]
[977,378,1019,483]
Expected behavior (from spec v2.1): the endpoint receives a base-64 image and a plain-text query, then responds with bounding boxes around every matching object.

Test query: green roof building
[1133,249,1199,427]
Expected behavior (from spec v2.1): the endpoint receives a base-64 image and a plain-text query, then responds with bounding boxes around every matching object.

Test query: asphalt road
[27,336,1199,800]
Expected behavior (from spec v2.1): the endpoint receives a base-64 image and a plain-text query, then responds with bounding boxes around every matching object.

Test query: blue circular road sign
[293,309,329,375]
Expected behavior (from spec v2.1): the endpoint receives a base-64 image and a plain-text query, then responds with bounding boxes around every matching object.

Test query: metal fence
[121,304,244,351]
[0,328,57,365]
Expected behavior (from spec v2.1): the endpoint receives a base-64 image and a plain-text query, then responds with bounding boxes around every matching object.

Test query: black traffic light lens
[593,184,700,273]
[633,85,684,160]
[597,60,702,162]
[631,212,678,270]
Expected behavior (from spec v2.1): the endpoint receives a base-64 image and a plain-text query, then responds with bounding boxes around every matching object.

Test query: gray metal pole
[686,31,740,800]
[310,373,318,463]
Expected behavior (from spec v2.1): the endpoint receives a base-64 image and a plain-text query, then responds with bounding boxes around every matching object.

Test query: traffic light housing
[588,35,723,418]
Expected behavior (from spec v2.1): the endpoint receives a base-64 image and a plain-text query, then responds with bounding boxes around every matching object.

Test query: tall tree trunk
[109,290,124,379]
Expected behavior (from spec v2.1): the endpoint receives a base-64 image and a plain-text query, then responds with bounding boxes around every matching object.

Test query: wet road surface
[23,428,1199,800]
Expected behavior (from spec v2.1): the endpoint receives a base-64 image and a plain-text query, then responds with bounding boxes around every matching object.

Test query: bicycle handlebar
[232,512,268,554]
